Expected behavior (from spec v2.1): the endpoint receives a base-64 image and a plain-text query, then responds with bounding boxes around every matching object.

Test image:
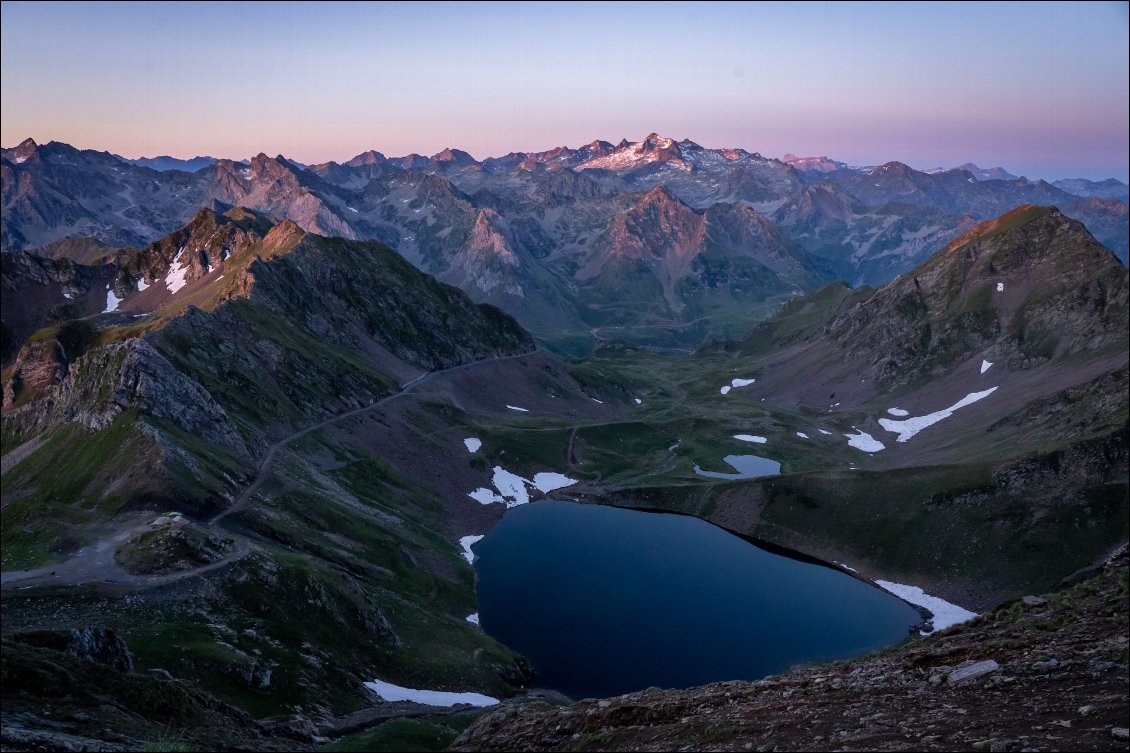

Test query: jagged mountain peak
[346,149,386,167]
[432,147,476,165]
[642,132,677,149]
[640,183,682,202]
[248,152,295,174]
[4,137,42,165]
[577,134,690,171]
[261,218,306,249]
[467,208,517,260]
[872,161,916,175]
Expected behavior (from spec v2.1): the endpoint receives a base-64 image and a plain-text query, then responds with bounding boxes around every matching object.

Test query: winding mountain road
[1,350,536,592]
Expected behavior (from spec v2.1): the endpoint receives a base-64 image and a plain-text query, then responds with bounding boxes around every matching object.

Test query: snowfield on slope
[103,285,121,313]
[720,377,756,394]
[875,580,978,633]
[878,388,998,443]
[469,466,578,508]
[363,679,498,707]
[845,428,885,452]
[459,535,483,564]
[165,248,190,294]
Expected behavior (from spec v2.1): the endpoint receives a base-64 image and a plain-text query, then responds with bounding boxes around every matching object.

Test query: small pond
[693,454,781,479]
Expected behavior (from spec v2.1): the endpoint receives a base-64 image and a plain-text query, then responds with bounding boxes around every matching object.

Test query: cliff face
[454,549,1129,753]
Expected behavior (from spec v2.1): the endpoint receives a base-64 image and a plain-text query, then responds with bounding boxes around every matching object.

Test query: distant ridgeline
[3,135,1126,354]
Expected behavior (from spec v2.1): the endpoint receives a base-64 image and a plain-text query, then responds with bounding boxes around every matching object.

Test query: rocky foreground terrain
[454,547,1129,753]
[1,548,1124,752]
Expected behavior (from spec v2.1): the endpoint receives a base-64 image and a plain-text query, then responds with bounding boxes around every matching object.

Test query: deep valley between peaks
[0,137,1127,753]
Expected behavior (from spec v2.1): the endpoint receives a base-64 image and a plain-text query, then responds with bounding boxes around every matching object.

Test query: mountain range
[4,135,1126,355]
[1,134,1127,752]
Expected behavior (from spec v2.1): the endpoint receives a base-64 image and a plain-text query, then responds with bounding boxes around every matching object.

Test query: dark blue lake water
[473,501,922,699]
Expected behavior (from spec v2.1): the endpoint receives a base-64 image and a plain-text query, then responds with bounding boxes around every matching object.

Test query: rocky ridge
[5,136,1125,353]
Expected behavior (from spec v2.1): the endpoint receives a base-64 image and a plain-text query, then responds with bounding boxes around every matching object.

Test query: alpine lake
[472,499,923,699]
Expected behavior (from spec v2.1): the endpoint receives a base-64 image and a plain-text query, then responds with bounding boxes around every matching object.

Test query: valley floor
[454,546,1130,753]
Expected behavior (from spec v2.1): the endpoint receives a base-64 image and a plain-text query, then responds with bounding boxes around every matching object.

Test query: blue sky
[2,1,1127,180]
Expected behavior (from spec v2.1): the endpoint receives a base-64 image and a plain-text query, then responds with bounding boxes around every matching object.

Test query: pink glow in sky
[2,2,1127,181]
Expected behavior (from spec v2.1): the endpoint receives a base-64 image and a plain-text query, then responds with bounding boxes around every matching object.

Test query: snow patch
[103,286,121,313]
[463,438,482,454]
[347,206,359,213]
[458,535,483,564]
[874,580,978,633]
[721,377,755,394]
[844,428,885,452]
[634,398,643,405]
[532,472,577,493]
[490,467,530,507]
[796,432,809,439]
[465,613,480,625]
[590,397,604,404]
[886,408,909,417]
[996,282,1004,292]
[506,405,530,412]
[469,466,577,508]
[980,359,993,374]
[14,156,27,164]
[468,488,499,505]
[137,278,148,292]
[363,679,498,708]
[878,387,998,443]
[63,290,75,300]
[818,429,833,436]
[164,248,190,294]
[733,434,767,444]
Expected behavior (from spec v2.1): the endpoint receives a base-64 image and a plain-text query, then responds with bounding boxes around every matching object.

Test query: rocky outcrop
[1,251,117,364]
[12,628,134,673]
[3,336,68,410]
[454,552,1129,752]
[3,337,252,460]
[205,154,355,240]
[448,208,526,297]
[116,205,273,291]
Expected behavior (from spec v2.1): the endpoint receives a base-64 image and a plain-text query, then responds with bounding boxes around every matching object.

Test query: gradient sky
[2,1,1127,181]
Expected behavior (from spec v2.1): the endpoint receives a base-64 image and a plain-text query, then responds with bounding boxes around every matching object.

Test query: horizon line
[4,134,1127,185]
